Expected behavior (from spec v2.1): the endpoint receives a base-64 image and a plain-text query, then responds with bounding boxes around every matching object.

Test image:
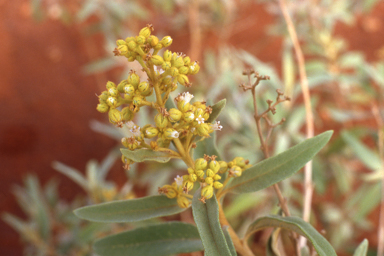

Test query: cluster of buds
[96,25,249,208]
[159,155,250,207]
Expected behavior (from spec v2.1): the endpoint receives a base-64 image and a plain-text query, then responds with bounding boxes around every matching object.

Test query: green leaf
[225,131,333,194]
[74,195,185,223]
[206,99,226,123]
[121,148,176,163]
[341,131,382,171]
[245,215,337,256]
[353,239,368,256]
[52,161,88,191]
[222,226,237,256]
[192,189,232,256]
[94,222,203,256]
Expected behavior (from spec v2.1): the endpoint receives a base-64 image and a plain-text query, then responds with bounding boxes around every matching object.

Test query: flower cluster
[95,25,249,208]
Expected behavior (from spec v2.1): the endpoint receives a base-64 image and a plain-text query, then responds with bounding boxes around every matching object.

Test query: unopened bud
[168,108,182,122]
[127,72,140,88]
[123,84,135,95]
[139,25,152,38]
[201,185,214,199]
[183,56,191,65]
[96,103,109,113]
[121,107,134,121]
[108,109,122,124]
[205,177,213,185]
[209,160,220,173]
[189,61,200,75]
[160,36,173,47]
[206,169,215,178]
[138,81,152,96]
[127,40,137,51]
[213,174,221,181]
[197,123,211,137]
[195,170,205,179]
[150,55,164,66]
[184,180,194,191]
[177,74,190,86]
[178,66,189,75]
[163,128,179,140]
[170,67,179,77]
[163,50,172,61]
[106,96,118,108]
[117,45,128,55]
[108,87,119,97]
[177,196,190,208]
[155,113,169,129]
[136,35,146,45]
[106,81,116,90]
[144,127,159,138]
[189,173,197,182]
[195,158,208,170]
[161,61,172,70]
[116,39,126,46]
[213,181,223,189]
[233,157,247,168]
[172,57,184,68]
[147,35,159,47]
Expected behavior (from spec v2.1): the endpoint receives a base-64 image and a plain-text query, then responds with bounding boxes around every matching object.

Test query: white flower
[170,130,179,138]
[190,127,196,132]
[231,168,241,177]
[154,65,165,74]
[126,121,141,137]
[178,92,194,104]
[211,121,223,131]
[195,115,205,124]
[174,175,183,187]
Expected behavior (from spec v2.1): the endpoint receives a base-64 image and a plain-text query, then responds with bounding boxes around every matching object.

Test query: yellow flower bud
[213,174,221,181]
[177,195,190,208]
[106,96,118,108]
[144,127,159,138]
[206,169,215,178]
[170,67,179,77]
[189,61,200,75]
[184,180,194,191]
[213,181,223,189]
[163,50,172,61]
[125,36,135,43]
[117,80,129,93]
[98,91,109,102]
[177,74,190,86]
[106,81,116,90]
[195,158,208,170]
[160,36,173,47]
[182,56,190,65]
[123,84,135,95]
[195,170,205,179]
[178,66,189,75]
[117,45,129,55]
[168,108,182,122]
[121,107,134,121]
[127,72,140,88]
[133,96,144,106]
[183,112,195,123]
[189,173,197,182]
[163,128,179,140]
[161,61,172,71]
[155,113,169,129]
[172,57,184,68]
[138,81,152,96]
[108,109,122,124]
[116,39,126,46]
[127,40,137,51]
[233,157,247,168]
[205,177,213,185]
[209,160,220,173]
[187,168,195,174]
[96,103,109,113]
[165,187,177,199]
[136,35,146,45]
[154,42,163,50]
[197,123,211,137]
[108,87,119,97]
[139,25,152,38]
[201,185,214,199]
[150,55,164,66]
[147,35,159,47]
[231,166,242,177]
[177,101,191,113]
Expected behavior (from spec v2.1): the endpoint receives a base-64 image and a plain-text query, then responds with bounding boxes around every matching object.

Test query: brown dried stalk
[241,70,301,255]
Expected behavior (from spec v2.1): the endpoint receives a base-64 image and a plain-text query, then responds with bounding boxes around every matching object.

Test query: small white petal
[174,175,183,187]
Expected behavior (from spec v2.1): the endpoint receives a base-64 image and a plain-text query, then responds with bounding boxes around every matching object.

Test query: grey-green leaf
[206,99,226,123]
[74,195,186,223]
[194,131,222,160]
[245,215,337,256]
[94,222,203,256]
[223,226,237,256]
[225,131,333,194]
[121,148,176,163]
[192,189,232,256]
[353,239,368,256]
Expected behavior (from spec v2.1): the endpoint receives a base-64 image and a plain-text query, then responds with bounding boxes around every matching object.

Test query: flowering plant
[74,25,339,256]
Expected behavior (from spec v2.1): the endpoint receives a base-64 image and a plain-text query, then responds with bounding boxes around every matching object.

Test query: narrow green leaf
[353,239,368,256]
[94,222,203,256]
[121,148,176,163]
[225,131,333,194]
[222,226,237,256]
[52,161,88,191]
[245,215,337,256]
[341,131,382,171]
[206,99,226,123]
[74,195,185,223]
[192,189,232,256]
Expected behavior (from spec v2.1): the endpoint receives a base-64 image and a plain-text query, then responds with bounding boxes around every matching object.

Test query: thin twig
[372,104,384,256]
[277,0,314,251]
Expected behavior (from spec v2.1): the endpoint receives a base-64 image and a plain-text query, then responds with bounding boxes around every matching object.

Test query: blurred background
[1,0,384,255]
